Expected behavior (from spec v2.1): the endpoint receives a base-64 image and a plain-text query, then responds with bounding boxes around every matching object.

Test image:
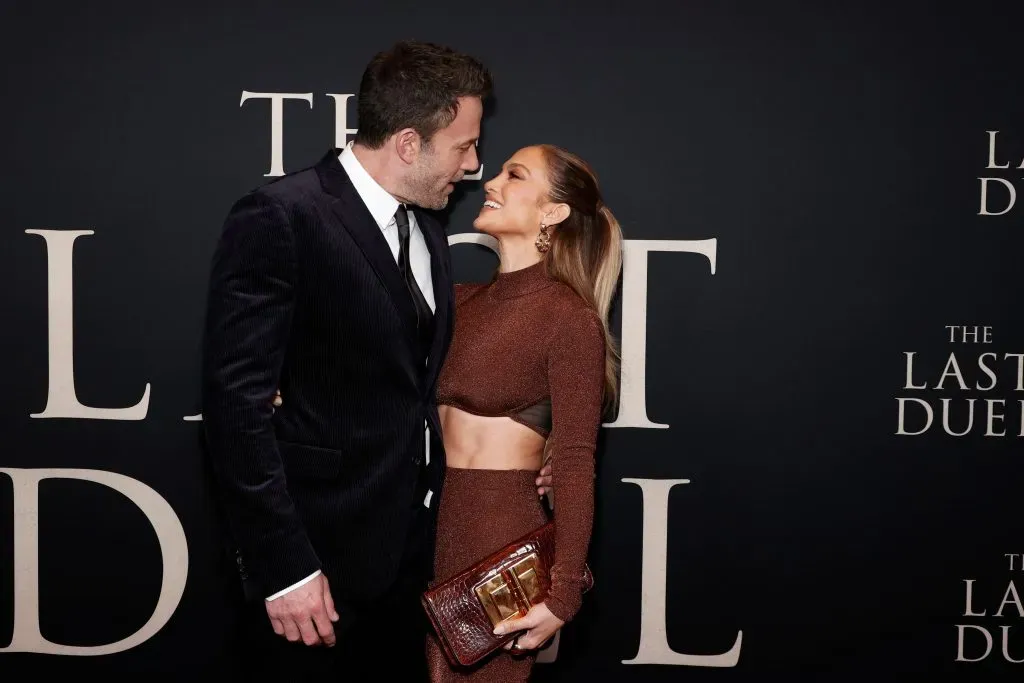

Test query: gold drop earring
[535,223,550,253]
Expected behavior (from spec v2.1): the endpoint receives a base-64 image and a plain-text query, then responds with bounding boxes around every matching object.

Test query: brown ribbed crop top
[436,260,606,622]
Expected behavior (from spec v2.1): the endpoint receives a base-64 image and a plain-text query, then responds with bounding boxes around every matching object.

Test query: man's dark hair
[355,41,492,149]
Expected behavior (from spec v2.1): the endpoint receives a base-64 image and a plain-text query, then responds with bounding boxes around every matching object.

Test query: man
[201,41,551,679]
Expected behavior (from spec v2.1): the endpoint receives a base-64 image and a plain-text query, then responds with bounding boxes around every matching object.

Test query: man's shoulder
[220,163,328,234]
[247,163,324,206]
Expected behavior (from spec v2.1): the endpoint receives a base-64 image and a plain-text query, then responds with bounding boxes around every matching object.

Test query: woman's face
[473,146,553,238]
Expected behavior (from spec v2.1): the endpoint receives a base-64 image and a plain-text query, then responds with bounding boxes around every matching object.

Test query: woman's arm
[543,306,606,622]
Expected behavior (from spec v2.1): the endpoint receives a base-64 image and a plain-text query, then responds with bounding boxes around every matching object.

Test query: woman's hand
[493,602,565,653]
[271,389,282,411]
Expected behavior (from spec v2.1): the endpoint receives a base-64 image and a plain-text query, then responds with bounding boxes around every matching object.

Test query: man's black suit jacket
[201,148,453,603]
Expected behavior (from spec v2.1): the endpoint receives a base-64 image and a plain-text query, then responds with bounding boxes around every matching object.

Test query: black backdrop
[2,1,1022,679]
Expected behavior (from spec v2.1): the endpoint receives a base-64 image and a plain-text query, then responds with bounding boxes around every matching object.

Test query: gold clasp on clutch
[474,552,544,628]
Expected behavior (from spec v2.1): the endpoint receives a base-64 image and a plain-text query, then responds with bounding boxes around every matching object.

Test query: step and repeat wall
[1,1,1021,679]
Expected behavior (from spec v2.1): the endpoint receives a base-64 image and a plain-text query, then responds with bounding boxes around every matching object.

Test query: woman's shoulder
[454,281,488,306]
[546,281,602,322]
[540,283,604,350]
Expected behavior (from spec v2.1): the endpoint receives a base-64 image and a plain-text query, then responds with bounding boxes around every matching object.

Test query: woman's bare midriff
[439,405,546,470]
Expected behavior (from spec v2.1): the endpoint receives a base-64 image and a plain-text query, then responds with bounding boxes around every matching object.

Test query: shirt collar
[339,141,401,231]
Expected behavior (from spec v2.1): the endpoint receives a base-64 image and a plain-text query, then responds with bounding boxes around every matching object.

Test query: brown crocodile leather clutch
[420,521,593,668]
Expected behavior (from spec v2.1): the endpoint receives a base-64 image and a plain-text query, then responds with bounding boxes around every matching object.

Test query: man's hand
[535,462,552,497]
[265,573,339,647]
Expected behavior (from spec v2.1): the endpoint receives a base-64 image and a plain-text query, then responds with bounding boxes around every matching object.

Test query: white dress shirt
[266,142,437,602]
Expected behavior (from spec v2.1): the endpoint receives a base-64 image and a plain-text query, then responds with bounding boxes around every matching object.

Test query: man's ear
[394,128,421,164]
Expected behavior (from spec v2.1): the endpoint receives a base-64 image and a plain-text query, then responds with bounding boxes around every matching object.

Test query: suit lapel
[316,150,419,352]
[417,209,453,391]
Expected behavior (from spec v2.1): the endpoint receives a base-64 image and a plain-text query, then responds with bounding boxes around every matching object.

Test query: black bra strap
[515,398,552,434]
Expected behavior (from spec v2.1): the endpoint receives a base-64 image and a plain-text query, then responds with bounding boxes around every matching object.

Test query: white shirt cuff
[265,570,321,601]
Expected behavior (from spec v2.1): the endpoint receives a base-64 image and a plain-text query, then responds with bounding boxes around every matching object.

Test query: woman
[426,143,623,681]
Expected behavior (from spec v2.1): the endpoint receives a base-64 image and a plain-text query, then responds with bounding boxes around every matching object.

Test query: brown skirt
[426,467,548,682]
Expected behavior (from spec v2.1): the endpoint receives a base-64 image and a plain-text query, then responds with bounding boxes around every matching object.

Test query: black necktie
[394,205,434,343]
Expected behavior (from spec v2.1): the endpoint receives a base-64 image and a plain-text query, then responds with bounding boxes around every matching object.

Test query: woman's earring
[535,224,551,253]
